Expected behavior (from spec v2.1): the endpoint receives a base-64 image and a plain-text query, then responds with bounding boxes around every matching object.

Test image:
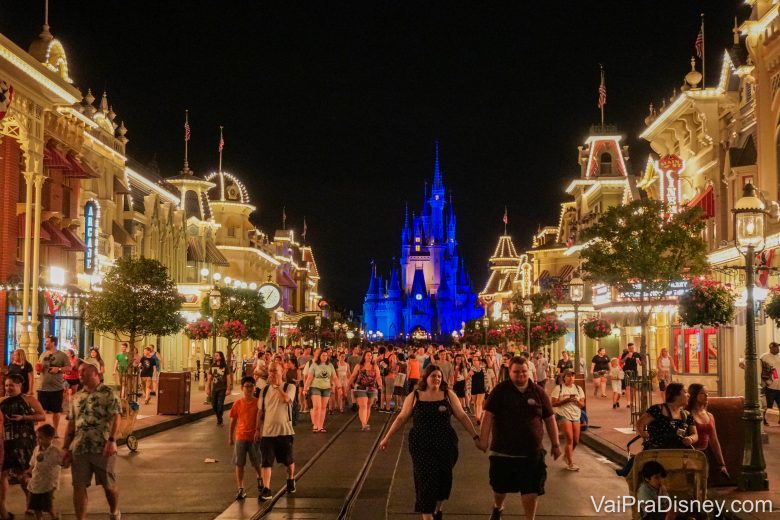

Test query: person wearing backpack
[254,362,297,501]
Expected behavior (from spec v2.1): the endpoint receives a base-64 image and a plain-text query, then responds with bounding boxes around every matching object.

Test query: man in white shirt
[255,362,297,501]
[760,342,780,425]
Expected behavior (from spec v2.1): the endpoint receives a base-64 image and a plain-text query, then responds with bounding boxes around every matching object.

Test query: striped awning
[41,221,71,248]
[61,227,87,252]
[43,144,72,171]
[16,214,50,241]
[558,265,574,281]
[533,270,549,284]
[204,238,229,266]
[686,185,715,219]
[186,236,204,262]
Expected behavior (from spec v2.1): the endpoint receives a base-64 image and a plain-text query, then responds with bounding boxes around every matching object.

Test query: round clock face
[258,283,281,310]
[415,294,422,301]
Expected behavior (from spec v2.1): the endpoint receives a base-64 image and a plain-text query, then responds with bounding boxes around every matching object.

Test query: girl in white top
[335,353,350,413]
[608,357,624,408]
[656,348,675,402]
[550,369,585,471]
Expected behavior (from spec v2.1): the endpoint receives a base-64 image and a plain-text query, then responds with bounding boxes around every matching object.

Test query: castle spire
[433,140,443,193]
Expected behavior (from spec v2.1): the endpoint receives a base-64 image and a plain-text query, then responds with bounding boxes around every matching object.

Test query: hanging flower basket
[530,314,567,348]
[184,320,212,341]
[486,329,504,345]
[765,287,780,326]
[582,317,612,340]
[287,327,302,343]
[502,322,526,342]
[678,278,736,327]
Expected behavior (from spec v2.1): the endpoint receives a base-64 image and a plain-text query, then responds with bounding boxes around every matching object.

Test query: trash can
[157,371,191,415]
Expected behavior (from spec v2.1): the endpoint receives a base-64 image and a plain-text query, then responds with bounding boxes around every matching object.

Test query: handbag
[393,371,407,388]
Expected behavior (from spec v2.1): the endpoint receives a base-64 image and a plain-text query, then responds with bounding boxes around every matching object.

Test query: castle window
[600,152,612,175]
[415,245,420,252]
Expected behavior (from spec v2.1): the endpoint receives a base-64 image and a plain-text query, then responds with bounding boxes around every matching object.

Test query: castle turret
[446,194,457,254]
[428,142,446,242]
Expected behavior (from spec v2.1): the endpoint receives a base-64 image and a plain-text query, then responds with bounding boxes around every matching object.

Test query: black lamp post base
[736,471,768,491]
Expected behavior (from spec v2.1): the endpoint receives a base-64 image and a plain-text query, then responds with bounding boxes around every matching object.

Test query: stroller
[622,436,709,519]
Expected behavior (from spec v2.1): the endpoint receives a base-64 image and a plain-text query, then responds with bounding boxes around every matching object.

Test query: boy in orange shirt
[230,376,262,500]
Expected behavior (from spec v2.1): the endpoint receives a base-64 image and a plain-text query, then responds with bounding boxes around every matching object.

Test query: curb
[116,400,234,446]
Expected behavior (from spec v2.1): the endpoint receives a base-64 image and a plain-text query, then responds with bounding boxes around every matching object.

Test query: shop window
[228,226,236,238]
[672,327,718,375]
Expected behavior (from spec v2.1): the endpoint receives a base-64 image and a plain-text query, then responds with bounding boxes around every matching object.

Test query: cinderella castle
[363,144,483,339]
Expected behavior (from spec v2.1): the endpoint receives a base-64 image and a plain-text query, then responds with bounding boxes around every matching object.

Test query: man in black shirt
[620,343,642,407]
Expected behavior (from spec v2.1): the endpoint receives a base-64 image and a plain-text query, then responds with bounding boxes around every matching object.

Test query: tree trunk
[638,312,650,413]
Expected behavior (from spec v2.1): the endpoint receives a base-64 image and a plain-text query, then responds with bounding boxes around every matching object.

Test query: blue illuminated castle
[363,144,483,339]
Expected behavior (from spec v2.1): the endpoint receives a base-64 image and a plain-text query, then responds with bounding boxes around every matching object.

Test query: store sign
[592,281,689,306]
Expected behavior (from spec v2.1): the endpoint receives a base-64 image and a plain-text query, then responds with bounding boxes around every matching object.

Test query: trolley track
[251,410,395,520]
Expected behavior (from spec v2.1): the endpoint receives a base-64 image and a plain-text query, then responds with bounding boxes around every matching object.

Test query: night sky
[1,1,744,312]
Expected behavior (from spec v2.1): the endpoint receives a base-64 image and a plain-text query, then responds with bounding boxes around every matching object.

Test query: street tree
[579,198,708,410]
[201,286,270,367]
[82,256,185,392]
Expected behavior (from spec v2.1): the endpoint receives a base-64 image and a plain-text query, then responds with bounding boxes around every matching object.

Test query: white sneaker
[110,512,122,520]
[565,464,580,471]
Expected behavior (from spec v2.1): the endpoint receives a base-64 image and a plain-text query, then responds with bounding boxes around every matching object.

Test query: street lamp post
[482,315,489,349]
[209,286,222,387]
[523,298,533,351]
[315,314,322,349]
[733,183,769,491]
[569,274,584,376]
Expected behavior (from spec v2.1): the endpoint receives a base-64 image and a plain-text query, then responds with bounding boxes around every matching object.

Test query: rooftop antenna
[218,125,225,200]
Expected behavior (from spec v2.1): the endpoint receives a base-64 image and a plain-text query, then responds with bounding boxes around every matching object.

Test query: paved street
[2,407,631,519]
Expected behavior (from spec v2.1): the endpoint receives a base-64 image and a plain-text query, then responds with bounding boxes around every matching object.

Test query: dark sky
[1,1,745,311]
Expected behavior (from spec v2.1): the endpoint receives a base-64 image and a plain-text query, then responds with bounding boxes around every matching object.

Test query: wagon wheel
[126,435,139,452]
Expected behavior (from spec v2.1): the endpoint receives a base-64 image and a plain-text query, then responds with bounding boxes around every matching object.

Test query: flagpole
[701,13,706,89]
[218,125,225,201]
[184,109,189,168]
[600,65,605,126]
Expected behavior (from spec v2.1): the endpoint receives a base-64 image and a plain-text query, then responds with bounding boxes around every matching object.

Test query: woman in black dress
[379,364,479,520]
[0,374,45,520]
[468,356,486,424]
[636,382,698,450]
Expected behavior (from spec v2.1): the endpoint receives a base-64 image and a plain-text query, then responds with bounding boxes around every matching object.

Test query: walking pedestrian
[656,348,675,402]
[555,351,572,385]
[255,362,297,501]
[0,374,45,520]
[113,343,129,390]
[334,353,349,413]
[207,351,231,426]
[620,343,642,407]
[62,363,122,520]
[534,351,549,389]
[550,369,585,471]
[303,350,337,433]
[759,342,780,426]
[687,384,729,478]
[36,336,69,433]
[477,356,562,520]
[452,355,469,410]
[348,351,382,431]
[590,347,610,398]
[25,424,62,520]
[469,357,486,424]
[608,358,624,408]
[84,348,105,383]
[7,349,34,397]
[379,364,479,520]
[151,348,164,397]
[229,376,262,500]
[139,347,156,405]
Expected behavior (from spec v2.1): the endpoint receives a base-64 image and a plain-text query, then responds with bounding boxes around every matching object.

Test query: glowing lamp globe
[569,275,584,303]
[734,184,766,251]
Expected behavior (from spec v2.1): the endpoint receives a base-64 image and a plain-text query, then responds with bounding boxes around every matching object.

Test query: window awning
[113,177,131,194]
[61,227,87,252]
[686,185,715,219]
[558,265,574,281]
[111,221,136,246]
[65,155,91,179]
[533,270,549,284]
[186,236,204,262]
[16,214,51,241]
[41,221,72,248]
[204,238,230,266]
[277,269,298,289]
[43,144,72,171]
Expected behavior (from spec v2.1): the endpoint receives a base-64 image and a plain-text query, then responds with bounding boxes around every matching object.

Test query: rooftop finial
[218,125,225,200]
[182,109,191,174]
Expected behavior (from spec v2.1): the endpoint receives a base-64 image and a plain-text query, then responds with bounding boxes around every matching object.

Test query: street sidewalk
[577,383,780,520]
[51,377,238,443]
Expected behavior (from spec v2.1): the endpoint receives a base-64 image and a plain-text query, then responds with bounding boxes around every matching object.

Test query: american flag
[218,134,224,152]
[598,69,607,109]
[302,217,308,239]
[184,120,191,142]
[695,25,704,58]
[502,207,508,226]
